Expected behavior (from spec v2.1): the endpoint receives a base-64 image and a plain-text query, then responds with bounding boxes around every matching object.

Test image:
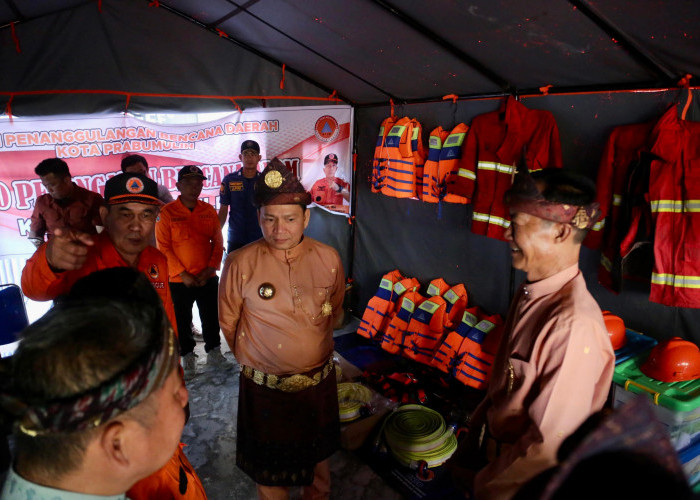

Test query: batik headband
[4,327,176,436]
[503,169,601,230]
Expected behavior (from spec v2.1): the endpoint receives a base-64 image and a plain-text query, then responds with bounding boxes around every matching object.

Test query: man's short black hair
[35,158,70,178]
[531,168,596,206]
[121,154,148,172]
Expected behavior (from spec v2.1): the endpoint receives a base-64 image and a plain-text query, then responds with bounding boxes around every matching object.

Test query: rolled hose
[383,404,457,468]
[337,382,373,422]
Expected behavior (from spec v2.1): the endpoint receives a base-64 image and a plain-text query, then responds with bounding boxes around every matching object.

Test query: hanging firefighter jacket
[585,120,657,293]
[380,289,425,355]
[447,96,562,241]
[371,116,397,193]
[421,124,469,205]
[403,295,451,366]
[357,269,404,339]
[381,117,420,198]
[646,105,700,307]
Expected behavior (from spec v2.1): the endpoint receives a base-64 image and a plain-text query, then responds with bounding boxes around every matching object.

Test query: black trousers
[169,276,221,355]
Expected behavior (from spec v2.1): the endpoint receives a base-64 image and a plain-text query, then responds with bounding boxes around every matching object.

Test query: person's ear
[99,205,109,226]
[99,421,130,466]
[303,208,310,229]
[553,222,572,243]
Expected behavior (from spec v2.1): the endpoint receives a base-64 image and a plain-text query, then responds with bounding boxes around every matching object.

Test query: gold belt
[241,357,334,393]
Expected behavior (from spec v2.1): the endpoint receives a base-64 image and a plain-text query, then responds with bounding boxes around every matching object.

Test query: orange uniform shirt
[155,198,224,282]
[21,232,177,336]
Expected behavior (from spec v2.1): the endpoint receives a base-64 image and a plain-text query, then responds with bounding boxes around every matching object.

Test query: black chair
[0,284,29,474]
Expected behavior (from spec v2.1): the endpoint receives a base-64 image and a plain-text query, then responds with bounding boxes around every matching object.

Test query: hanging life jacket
[372,116,397,193]
[381,117,418,198]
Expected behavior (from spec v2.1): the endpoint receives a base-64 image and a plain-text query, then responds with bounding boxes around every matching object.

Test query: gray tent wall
[0,0,333,115]
[353,89,700,345]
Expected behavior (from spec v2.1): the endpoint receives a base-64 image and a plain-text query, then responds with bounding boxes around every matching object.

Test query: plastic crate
[613,354,700,450]
[614,329,657,365]
[679,438,700,487]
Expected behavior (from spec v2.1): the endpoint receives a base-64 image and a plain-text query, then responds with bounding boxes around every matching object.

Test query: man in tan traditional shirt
[219,159,345,500]
[453,168,615,500]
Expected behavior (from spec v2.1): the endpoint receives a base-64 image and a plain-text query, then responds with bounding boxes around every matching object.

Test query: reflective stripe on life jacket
[357,269,404,339]
[372,116,397,193]
[403,296,449,365]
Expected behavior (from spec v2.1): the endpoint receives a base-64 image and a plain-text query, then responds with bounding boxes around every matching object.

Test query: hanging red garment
[647,106,700,307]
[447,96,562,241]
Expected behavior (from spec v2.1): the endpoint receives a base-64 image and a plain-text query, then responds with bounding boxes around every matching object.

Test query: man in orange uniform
[454,169,615,500]
[27,158,103,249]
[219,159,346,500]
[309,153,350,206]
[21,172,177,335]
[157,165,229,379]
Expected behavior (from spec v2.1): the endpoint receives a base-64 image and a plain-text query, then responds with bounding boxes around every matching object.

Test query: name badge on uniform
[230,181,244,192]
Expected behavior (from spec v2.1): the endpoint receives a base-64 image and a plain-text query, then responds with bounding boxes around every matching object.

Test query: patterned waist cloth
[240,357,335,393]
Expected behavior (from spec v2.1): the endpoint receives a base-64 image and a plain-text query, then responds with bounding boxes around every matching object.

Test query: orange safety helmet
[602,311,627,351]
[640,337,700,383]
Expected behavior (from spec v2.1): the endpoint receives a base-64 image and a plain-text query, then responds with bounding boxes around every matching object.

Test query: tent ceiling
[1,0,698,107]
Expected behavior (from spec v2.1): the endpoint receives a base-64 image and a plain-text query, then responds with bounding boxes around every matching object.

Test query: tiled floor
[183,318,404,499]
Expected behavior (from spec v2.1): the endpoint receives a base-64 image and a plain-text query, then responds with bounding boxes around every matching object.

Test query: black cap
[178,165,207,182]
[104,173,162,206]
[240,140,260,154]
[324,153,339,164]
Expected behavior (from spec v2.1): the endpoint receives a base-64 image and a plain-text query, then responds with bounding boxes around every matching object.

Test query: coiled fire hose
[337,382,373,423]
[383,404,457,470]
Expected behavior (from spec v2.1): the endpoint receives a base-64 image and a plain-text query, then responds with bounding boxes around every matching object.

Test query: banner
[0,104,353,301]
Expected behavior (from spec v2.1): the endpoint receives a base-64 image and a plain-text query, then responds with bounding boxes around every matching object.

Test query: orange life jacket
[411,118,426,199]
[421,126,450,203]
[431,306,482,373]
[442,283,468,327]
[380,289,424,355]
[453,313,504,390]
[426,277,451,297]
[403,295,450,365]
[127,443,207,500]
[357,269,404,339]
[377,277,421,336]
[372,116,397,193]
[381,117,418,198]
[420,124,469,204]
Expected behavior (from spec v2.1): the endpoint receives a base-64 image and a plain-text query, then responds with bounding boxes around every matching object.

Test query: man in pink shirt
[219,159,345,500]
[456,168,615,500]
